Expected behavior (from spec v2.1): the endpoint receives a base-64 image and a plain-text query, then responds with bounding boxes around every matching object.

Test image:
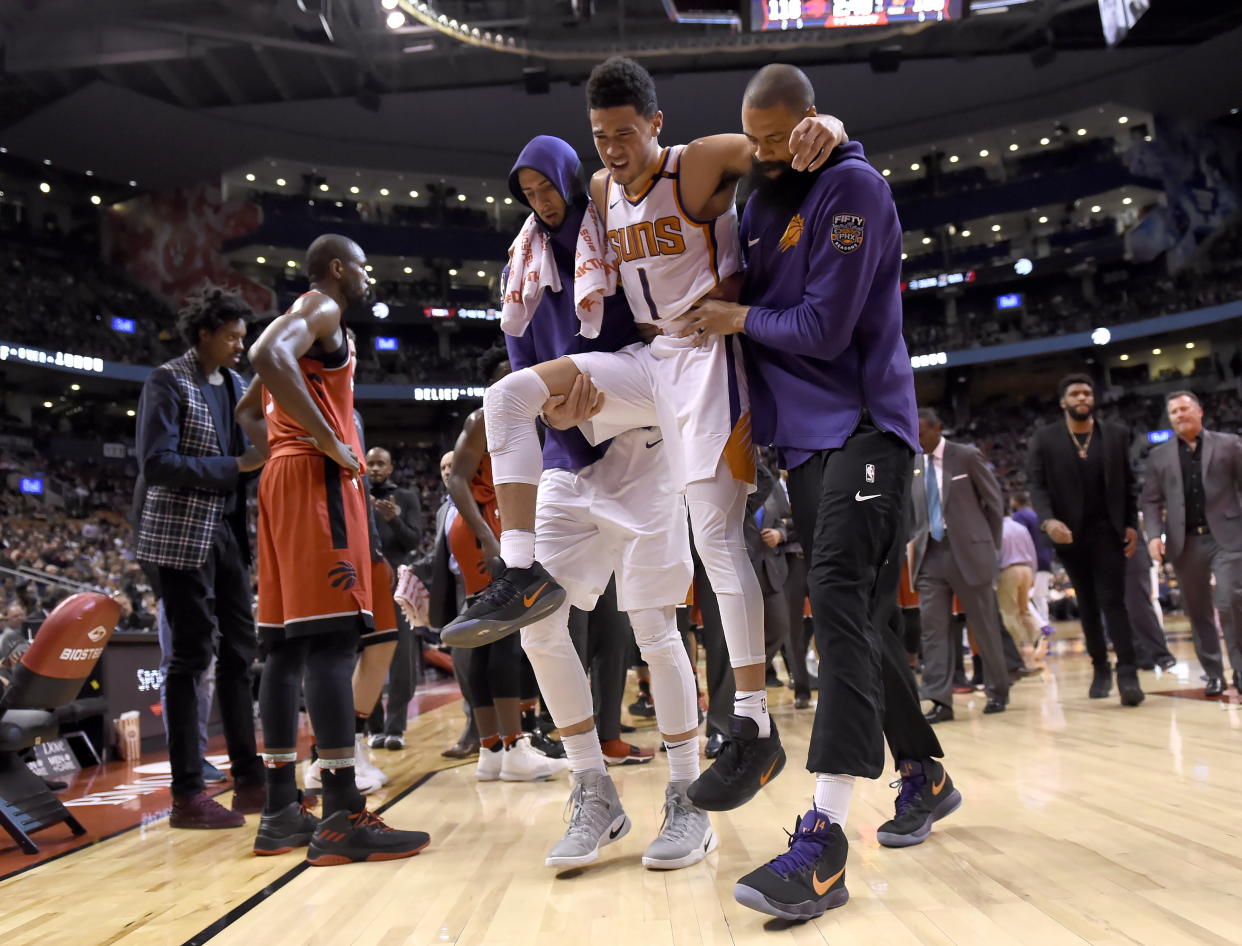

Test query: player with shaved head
[671,63,960,921]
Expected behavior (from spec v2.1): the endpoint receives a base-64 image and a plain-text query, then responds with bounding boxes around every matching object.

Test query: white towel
[572,201,616,339]
[500,213,560,338]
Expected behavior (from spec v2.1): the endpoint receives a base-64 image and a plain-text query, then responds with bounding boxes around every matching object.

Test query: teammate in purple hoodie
[672,64,960,921]
[499,135,715,872]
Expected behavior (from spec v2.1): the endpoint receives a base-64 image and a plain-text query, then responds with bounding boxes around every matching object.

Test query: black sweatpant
[158,521,262,798]
[464,632,523,708]
[786,423,937,778]
[1057,526,1138,671]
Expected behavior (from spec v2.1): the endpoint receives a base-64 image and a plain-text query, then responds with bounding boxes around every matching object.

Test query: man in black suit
[1141,391,1242,695]
[1026,373,1144,706]
[135,286,267,828]
[909,409,1010,721]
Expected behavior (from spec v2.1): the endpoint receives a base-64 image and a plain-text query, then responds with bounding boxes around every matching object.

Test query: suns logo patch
[830,213,865,254]
[778,214,804,252]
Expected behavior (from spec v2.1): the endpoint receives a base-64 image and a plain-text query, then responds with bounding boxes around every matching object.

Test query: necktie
[927,457,945,542]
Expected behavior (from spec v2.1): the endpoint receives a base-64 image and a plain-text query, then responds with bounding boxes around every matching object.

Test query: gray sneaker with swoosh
[642,781,717,869]
[546,769,631,868]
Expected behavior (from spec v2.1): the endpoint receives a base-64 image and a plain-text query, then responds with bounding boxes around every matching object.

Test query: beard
[742,159,824,217]
[1067,402,1094,420]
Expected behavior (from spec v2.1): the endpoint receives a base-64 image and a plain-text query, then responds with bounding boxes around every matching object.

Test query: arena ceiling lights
[387,0,942,59]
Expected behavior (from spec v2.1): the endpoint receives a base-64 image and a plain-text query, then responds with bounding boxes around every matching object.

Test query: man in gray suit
[1141,391,1242,696]
[909,409,1010,721]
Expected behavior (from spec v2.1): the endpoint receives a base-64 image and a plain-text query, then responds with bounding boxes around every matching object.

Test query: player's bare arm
[248,293,359,474]
[447,409,501,564]
[676,115,847,221]
[234,377,269,471]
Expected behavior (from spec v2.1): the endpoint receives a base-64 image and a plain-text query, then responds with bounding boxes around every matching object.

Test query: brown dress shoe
[440,740,479,760]
[231,779,267,815]
[170,792,245,829]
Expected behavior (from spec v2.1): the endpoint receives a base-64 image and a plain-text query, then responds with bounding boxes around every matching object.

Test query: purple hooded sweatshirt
[503,135,640,471]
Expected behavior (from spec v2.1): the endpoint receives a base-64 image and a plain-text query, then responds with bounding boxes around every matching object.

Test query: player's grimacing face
[517,168,566,229]
[591,106,662,187]
[742,105,801,174]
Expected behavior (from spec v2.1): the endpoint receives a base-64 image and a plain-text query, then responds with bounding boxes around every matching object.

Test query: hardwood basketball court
[1,643,1239,946]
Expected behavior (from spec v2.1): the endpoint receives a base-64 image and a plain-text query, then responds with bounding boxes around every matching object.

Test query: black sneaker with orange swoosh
[440,561,567,648]
[686,714,785,811]
[876,758,961,848]
[733,807,849,920]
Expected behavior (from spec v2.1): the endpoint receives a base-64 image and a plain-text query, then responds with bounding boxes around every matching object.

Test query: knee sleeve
[686,473,765,667]
[259,637,308,750]
[483,368,549,487]
[302,631,359,751]
[519,603,593,729]
[630,606,698,736]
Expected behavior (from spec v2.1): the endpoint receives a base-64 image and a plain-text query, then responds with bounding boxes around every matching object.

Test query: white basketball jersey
[604,145,742,327]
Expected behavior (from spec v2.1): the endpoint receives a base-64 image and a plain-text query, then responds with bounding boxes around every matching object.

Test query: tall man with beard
[671,64,957,921]
[1026,374,1144,706]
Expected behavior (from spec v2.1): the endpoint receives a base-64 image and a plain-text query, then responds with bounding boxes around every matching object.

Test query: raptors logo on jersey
[604,145,741,326]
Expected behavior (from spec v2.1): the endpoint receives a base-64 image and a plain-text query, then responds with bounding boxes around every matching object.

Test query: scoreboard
[750,0,965,31]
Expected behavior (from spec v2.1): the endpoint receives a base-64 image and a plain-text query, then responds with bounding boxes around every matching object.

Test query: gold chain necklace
[1066,417,1094,460]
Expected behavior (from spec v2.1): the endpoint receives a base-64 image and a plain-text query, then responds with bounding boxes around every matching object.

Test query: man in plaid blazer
[136,286,267,829]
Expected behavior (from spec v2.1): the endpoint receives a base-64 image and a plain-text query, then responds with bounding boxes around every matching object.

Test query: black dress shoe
[1089,667,1113,699]
[983,696,1007,715]
[1117,667,1145,706]
[1157,655,1177,671]
[1233,670,1242,693]
[1205,676,1225,698]
[441,740,479,760]
[923,703,955,724]
[704,731,726,759]
[793,692,811,710]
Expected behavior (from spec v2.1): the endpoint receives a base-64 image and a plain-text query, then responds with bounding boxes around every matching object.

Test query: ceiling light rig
[392,0,934,59]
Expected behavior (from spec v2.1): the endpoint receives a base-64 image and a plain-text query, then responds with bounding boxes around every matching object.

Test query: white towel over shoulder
[572,201,616,339]
[499,203,617,339]
[500,214,560,338]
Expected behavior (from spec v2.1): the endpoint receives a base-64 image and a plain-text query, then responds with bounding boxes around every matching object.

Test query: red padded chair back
[4,593,121,710]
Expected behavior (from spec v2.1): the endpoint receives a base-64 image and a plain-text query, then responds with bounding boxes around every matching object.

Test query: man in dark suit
[135,286,267,829]
[1026,373,1144,706]
[909,408,1010,721]
[1141,390,1242,695]
[364,446,424,748]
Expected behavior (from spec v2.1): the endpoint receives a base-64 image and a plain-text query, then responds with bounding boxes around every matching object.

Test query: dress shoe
[794,691,811,710]
[170,792,245,829]
[983,696,1007,715]
[1088,667,1113,699]
[704,731,726,759]
[440,740,479,760]
[923,703,955,724]
[231,778,266,815]
[1233,670,1242,693]
[1117,667,1145,707]
[1015,665,1043,679]
[1204,676,1225,698]
[1157,655,1178,671]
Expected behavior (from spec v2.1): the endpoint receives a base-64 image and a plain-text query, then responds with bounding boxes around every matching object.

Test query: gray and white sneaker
[642,781,718,870]
[545,769,631,869]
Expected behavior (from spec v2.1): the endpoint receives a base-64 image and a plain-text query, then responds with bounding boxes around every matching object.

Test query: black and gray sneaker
[253,797,320,856]
[734,807,849,920]
[687,714,785,812]
[876,758,962,848]
[306,809,430,866]
[440,561,566,647]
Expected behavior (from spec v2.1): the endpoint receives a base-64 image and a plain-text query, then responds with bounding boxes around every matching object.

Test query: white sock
[734,689,770,737]
[813,773,856,826]
[500,529,535,570]
[561,731,606,776]
[664,738,700,784]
